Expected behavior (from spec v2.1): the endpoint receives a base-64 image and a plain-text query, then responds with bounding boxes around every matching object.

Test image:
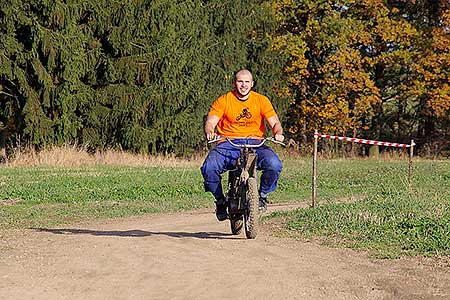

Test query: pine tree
[0,0,282,156]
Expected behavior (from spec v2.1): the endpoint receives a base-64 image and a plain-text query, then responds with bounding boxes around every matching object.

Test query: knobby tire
[244,177,259,239]
[230,215,243,235]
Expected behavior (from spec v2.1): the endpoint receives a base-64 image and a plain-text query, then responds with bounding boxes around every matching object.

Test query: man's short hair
[234,69,253,81]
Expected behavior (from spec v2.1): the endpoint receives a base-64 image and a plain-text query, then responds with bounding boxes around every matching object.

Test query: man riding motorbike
[201,69,285,221]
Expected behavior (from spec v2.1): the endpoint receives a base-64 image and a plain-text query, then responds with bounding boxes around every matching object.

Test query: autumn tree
[270,0,417,143]
[397,0,450,155]
[270,0,449,155]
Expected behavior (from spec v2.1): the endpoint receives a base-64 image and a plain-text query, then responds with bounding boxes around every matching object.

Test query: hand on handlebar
[207,135,286,147]
[274,134,285,143]
[206,131,217,141]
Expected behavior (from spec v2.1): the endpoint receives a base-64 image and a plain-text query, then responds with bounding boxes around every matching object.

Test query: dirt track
[1,205,449,300]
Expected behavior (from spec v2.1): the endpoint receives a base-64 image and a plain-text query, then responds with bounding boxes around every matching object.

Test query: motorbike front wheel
[244,177,259,239]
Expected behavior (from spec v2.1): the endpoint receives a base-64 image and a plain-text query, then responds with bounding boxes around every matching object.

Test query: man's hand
[267,115,284,143]
[206,131,217,141]
[204,115,220,141]
[274,133,285,143]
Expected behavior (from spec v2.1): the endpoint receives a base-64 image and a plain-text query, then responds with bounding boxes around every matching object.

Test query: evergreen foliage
[1,0,449,156]
[0,0,282,155]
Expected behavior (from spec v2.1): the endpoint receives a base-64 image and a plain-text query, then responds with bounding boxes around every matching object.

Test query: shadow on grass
[32,227,240,240]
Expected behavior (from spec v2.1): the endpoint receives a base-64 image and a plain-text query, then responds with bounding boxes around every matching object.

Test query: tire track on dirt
[1,205,449,300]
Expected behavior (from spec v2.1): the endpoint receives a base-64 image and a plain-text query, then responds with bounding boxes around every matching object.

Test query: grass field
[1,153,449,258]
[271,157,450,258]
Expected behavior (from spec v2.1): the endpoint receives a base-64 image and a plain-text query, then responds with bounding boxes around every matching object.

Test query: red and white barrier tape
[314,133,415,148]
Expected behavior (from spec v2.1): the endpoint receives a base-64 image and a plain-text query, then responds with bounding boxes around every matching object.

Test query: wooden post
[312,130,318,208]
[0,122,6,163]
[408,140,415,186]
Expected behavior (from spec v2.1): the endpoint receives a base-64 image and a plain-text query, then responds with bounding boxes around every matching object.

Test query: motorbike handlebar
[207,136,286,147]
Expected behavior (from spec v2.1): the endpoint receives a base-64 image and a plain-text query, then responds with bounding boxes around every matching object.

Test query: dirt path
[1,205,449,300]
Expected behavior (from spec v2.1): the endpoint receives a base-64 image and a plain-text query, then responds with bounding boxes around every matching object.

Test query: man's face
[234,72,253,97]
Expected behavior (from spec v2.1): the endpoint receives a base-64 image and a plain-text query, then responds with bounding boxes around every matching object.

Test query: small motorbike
[208,136,284,239]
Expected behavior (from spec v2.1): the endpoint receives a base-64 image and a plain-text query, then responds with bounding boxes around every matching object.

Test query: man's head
[234,69,254,99]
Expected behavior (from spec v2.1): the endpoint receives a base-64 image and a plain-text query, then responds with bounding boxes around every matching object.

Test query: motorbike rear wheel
[229,214,243,235]
[244,177,259,239]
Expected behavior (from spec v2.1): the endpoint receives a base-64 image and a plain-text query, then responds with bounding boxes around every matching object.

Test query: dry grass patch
[0,198,23,206]
[7,145,204,167]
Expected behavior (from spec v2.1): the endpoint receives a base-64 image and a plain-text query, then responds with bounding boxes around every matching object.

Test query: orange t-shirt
[208,90,277,138]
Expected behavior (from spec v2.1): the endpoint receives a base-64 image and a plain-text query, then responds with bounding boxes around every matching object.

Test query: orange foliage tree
[409,0,450,153]
[270,0,449,155]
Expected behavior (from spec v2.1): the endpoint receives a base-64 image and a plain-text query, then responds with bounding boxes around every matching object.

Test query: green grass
[267,158,450,258]
[0,165,210,228]
[1,157,449,259]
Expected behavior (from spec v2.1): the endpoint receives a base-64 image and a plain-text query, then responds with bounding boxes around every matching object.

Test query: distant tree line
[0,0,284,156]
[1,0,449,157]
[270,0,449,156]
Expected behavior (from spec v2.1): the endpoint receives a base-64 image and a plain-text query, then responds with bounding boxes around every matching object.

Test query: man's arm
[204,114,220,140]
[266,115,285,142]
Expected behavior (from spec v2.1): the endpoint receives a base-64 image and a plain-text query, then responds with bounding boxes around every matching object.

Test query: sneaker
[259,197,268,212]
[215,200,228,221]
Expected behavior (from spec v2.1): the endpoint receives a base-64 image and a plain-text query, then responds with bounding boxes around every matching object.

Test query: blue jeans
[201,139,283,200]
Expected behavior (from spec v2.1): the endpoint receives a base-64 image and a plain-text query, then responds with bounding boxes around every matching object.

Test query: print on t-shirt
[236,108,252,121]
[208,91,276,138]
